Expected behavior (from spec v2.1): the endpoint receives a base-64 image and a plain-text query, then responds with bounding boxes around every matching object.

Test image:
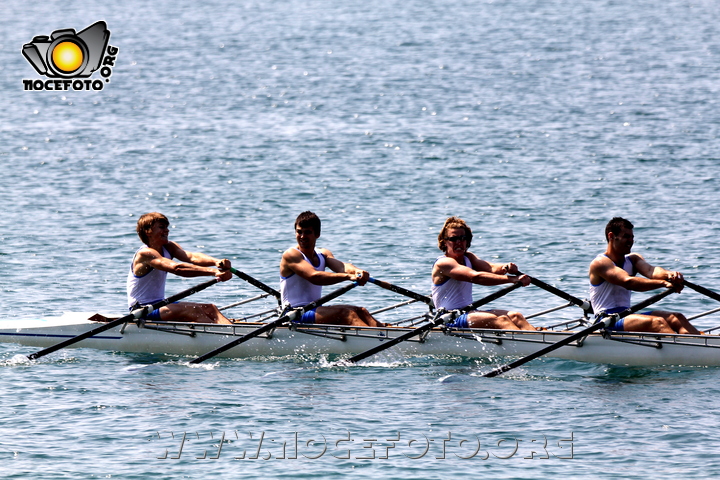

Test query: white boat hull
[2,312,720,366]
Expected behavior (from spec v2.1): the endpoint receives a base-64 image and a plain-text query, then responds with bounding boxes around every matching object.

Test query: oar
[683,280,720,303]
[344,282,524,364]
[526,276,593,315]
[27,278,221,361]
[482,288,676,378]
[189,282,359,364]
[230,267,281,301]
[368,277,435,308]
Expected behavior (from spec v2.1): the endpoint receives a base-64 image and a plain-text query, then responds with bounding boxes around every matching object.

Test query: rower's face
[445,227,468,255]
[611,227,634,254]
[295,225,318,248]
[146,221,170,244]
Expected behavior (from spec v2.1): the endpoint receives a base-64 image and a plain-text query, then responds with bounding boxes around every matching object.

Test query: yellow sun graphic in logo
[52,41,84,73]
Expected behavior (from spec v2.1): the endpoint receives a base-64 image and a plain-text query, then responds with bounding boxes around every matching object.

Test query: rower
[279,211,384,327]
[127,212,233,324]
[588,217,699,334]
[431,216,537,330]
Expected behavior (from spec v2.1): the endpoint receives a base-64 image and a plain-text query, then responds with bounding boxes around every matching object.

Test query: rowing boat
[3,311,720,367]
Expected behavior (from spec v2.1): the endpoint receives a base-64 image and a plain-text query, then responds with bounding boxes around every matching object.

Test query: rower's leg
[484,309,537,331]
[314,305,383,327]
[650,310,700,335]
[466,311,521,330]
[620,314,675,334]
[160,302,233,324]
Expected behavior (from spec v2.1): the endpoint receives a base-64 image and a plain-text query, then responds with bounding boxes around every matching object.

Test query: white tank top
[127,246,171,309]
[280,248,325,307]
[432,255,473,310]
[589,254,633,313]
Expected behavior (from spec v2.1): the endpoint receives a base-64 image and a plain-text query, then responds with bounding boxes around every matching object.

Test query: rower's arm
[437,255,522,286]
[281,248,357,286]
[140,247,229,280]
[325,251,369,285]
[591,255,672,292]
[634,255,684,291]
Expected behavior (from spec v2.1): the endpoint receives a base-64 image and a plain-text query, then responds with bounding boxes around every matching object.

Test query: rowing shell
[3,312,720,367]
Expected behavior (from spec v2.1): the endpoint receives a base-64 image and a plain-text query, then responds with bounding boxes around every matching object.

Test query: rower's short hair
[605,217,634,242]
[438,216,473,252]
[136,212,169,245]
[295,211,321,236]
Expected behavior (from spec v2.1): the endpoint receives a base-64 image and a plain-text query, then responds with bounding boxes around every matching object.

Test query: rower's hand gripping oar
[368,277,434,308]
[189,282,359,364]
[683,280,720,304]
[230,267,281,302]
[482,287,676,378]
[345,282,524,365]
[27,278,221,361]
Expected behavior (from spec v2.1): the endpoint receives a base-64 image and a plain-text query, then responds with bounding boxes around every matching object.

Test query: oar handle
[527,276,593,314]
[28,278,221,361]
[189,282,359,364]
[483,287,676,378]
[230,267,281,300]
[368,278,434,308]
[683,280,720,303]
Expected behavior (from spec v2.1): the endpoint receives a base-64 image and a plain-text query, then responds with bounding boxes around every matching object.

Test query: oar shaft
[464,282,523,312]
[484,322,606,378]
[528,277,592,314]
[347,315,444,364]
[28,278,220,361]
[346,283,522,364]
[230,268,281,300]
[483,288,675,378]
[189,282,359,364]
[368,278,434,307]
[683,280,720,303]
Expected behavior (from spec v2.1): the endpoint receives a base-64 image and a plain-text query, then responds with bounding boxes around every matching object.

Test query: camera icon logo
[22,21,110,78]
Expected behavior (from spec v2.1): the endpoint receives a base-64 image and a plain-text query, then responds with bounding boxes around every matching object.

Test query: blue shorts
[130,301,177,321]
[599,307,653,331]
[292,309,316,324]
[447,313,469,329]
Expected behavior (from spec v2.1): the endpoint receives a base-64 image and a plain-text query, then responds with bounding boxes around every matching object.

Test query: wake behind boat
[4,309,720,367]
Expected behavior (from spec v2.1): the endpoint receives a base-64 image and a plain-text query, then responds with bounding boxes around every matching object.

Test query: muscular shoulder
[433,255,460,275]
[627,253,644,264]
[281,247,302,262]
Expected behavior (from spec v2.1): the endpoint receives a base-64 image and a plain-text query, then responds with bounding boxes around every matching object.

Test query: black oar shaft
[347,282,522,364]
[368,278,434,307]
[28,278,220,361]
[528,277,592,314]
[189,282,359,364]
[464,282,523,311]
[683,280,720,303]
[347,316,443,364]
[231,268,281,300]
[483,288,675,378]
